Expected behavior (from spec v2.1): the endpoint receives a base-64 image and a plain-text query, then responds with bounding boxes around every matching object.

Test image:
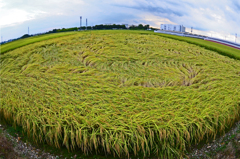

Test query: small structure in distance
[122,24,129,29]
[161,24,186,32]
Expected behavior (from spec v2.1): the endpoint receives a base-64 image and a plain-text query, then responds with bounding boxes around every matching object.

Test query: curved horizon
[1,0,239,44]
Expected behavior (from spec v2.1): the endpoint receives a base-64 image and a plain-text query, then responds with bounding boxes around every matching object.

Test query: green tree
[138,24,144,29]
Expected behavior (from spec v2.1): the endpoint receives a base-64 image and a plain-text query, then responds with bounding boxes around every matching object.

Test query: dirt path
[0,124,57,159]
[186,121,240,159]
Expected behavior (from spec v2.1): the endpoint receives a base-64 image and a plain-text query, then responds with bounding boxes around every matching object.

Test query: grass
[0,31,77,54]
[0,30,240,158]
[152,32,240,60]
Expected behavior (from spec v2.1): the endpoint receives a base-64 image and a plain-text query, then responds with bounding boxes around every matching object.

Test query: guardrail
[154,30,240,50]
[154,30,207,39]
[204,37,240,50]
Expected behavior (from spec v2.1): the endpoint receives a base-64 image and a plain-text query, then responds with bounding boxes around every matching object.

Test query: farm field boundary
[1,30,240,61]
[151,32,240,60]
[0,32,77,54]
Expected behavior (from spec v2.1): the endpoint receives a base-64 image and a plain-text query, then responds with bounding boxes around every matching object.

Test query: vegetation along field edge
[0,32,77,54]
[1,30,240,61]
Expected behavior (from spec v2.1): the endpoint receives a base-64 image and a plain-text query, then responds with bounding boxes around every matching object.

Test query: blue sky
[0,0,239,43]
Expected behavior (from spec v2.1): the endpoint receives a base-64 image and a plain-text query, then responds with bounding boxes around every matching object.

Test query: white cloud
[0,0,239,43]
[0,0,85,28]
[0,9,46,27]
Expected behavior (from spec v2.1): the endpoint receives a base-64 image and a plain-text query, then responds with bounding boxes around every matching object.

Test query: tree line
[46,24,153,33]
[1,24,156,44]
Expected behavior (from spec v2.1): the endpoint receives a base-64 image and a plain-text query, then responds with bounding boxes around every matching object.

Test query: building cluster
[160,24,186,32]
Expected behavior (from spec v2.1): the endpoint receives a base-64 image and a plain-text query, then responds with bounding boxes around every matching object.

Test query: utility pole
[86,19,87,30]
[28,27,29,35]
[191,27,193,34]
[80,16,82,30]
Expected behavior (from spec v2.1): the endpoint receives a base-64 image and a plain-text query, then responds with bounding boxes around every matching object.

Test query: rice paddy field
[1,30,240,158]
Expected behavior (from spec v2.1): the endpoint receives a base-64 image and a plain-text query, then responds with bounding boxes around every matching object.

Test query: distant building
[160,24,186,32]
[122,24,129,29]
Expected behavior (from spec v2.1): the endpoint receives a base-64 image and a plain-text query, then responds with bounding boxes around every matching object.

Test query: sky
[0,0,239,43]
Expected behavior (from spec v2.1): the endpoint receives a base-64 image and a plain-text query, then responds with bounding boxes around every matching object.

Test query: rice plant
[1,30,240,158]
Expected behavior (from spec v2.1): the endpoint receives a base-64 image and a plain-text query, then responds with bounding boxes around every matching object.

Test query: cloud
[0,0,239,43]
[114,4,185,17]
[0,9,46,27]
[111,0,240,35]
[232,1,240,11]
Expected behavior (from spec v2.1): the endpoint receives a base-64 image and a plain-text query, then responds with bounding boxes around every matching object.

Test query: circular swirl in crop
[1,31,240,158]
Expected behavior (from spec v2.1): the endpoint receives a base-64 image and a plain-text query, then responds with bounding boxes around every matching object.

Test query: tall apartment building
[160,24,186,32]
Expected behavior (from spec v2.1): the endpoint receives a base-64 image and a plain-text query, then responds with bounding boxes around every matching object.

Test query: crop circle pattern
[1,31,240,158]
